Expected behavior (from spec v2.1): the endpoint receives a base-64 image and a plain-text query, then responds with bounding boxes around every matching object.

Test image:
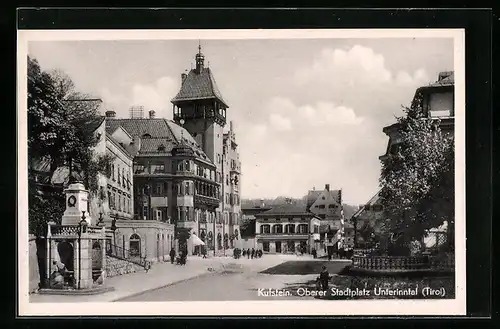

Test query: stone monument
[40,182,113,294]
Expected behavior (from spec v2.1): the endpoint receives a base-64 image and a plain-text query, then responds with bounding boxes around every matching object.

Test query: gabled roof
[306,189,341,209]
[352,189,382,219]
[256,203,314,217]
[105,133,134,159]
[105,118,213,163]
[171,68,228,107]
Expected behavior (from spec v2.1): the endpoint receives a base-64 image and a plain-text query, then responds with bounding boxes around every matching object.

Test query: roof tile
[171,68,228,107]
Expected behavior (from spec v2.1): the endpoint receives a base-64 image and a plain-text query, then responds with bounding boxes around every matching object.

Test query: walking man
[169,247,176,264]
[319,265,330,291]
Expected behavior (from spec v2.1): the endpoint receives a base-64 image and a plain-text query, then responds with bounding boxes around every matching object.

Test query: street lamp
[77,211,88,289]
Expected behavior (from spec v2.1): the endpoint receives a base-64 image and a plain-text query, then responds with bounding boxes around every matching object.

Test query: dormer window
[142,133,152,139]
[158,144,166,152]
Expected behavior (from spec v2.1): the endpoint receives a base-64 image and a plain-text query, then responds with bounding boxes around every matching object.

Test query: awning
[190,234,205,246]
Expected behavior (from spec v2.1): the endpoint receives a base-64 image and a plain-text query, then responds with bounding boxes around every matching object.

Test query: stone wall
[105,255,144,278]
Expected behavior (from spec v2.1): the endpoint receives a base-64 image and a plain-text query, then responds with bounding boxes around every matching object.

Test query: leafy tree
[379,102,454,255]
[28,57,114,234]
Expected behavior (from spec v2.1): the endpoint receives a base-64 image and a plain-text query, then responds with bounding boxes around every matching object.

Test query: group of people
[233,248,263,259]
[169,247,187,265]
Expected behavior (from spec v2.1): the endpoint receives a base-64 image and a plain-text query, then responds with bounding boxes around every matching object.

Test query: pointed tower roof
[171,45,229,108]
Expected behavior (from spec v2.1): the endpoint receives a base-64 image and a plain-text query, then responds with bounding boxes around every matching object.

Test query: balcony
[150,196,168,207]
[194,194,220,207]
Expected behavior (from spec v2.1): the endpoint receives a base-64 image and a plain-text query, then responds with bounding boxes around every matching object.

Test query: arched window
[272,224,283,234]
[129,234,141,257]
[285,224,295,234]
[298,224,309,234]
[260,224,271,234]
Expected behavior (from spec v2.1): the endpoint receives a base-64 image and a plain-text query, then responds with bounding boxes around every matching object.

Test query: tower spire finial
[198,40,202,54]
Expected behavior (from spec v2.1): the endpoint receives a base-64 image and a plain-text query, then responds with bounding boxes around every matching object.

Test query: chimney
[181,73,187,85]
[438,71,453,81]
[105,110,116,118]
[260,199,265,208]
[149,110,156,119]
[325,184,330,191]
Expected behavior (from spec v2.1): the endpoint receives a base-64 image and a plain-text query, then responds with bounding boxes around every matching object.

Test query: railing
[352,252,455,272]
[50,225,79,236]
[106,243,148,269]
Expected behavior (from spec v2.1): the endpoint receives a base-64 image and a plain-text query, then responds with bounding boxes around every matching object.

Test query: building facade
[105,113,216,256]
[171,45,242,251]
[350,190,385,249]
[255,202,321,254]
[380,71,455,162]
[360,71,456,251]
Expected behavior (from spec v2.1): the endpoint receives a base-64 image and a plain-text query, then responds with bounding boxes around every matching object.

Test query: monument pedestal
[39,182,112,295]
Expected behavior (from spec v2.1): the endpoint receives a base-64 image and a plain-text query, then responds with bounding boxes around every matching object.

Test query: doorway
[275,241,282,253]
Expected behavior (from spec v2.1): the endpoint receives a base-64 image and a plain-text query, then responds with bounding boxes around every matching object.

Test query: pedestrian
[170,248,176,264]
[202,246,207,259]
[242,249,246,257]
[247,248,250,259]
[251,248,255,259]
[319,265,330,291]
[312,248,317,259]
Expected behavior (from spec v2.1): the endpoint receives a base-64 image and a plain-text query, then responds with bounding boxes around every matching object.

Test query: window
[156,209,163,222]
[285,224,295,234]
[143,206,148,220]
[226,175,229,185]
[314,225,319,233]
[217,154,221,164]
[260,224,270,234]
[118,194,122,211]
[117,165,121,184]
[273,224,283,234]
[134,165,145,174]
[287,241,295,251]
[122,168,125,187]
[127,172,130,189]
[152,164,165,173]
[129,234,141,256]
[262,242,270,252]
[108,191,113,209]
[328,204,335,209]
[112,164,115,180]
[319,205,325,209]
[185,182,190,195]
[156,183,163,195]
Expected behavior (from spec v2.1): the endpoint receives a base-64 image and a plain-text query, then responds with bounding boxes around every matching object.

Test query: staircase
[106,243,148,269]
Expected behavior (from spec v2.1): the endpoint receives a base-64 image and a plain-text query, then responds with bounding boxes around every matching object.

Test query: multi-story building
[349,190,385,249]
[240,201,272,250]
[171,45,242,252]
[105,110,217,256]
[255,200,321,254]
[306,184,344,238]
[356,71,456,250]
[380,71,455,162]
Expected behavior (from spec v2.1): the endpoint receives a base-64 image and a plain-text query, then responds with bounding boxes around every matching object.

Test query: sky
[28,37,454,205]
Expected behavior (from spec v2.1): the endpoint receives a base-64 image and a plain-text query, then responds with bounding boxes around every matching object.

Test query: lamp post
[77,211,88,289]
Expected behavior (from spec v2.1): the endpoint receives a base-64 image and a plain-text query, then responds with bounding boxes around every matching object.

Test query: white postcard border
[17,28,466,316]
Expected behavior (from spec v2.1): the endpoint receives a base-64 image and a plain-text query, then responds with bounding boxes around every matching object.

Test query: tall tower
[172,44,239,252]
[171,44,228,163]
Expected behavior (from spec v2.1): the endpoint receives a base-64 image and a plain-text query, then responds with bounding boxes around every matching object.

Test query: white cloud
[100,76,178,119]
[292,44,431,123]
[269,113,293,131]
